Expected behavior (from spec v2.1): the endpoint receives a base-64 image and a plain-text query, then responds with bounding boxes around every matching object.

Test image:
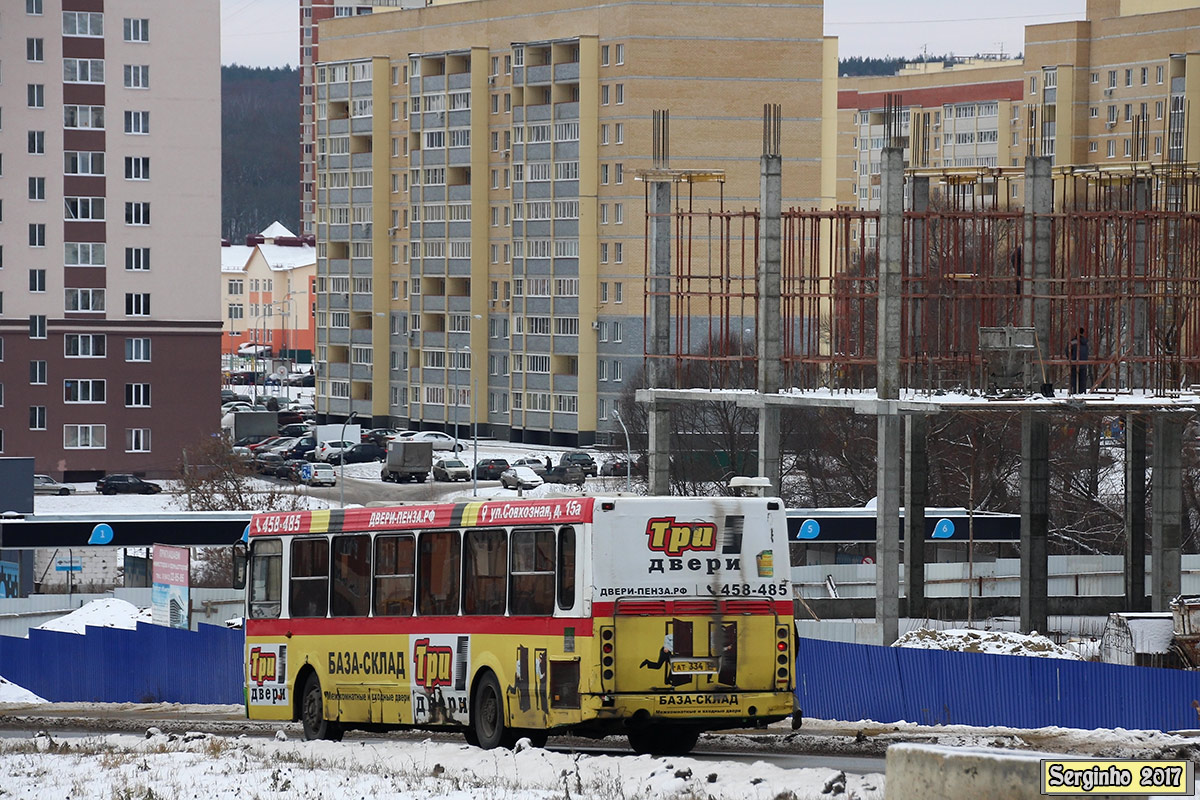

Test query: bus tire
[300,673,343,742]
[627,725,699,756]
[470,672,513,750]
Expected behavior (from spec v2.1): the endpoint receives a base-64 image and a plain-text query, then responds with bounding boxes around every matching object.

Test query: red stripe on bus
[246,616,594,637]
[591,599,793,617]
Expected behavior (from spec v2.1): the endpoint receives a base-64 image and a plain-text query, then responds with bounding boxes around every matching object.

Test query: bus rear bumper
[586,690,794,726]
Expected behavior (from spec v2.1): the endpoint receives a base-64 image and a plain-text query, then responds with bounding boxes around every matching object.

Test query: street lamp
[611,408,632,493]
[338,410,358,508]
[452,345,470,454]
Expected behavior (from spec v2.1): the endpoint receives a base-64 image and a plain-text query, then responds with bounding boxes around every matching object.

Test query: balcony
[554,62,580,82]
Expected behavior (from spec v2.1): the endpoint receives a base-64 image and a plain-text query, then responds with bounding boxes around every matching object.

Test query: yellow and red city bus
[244,495,795,754]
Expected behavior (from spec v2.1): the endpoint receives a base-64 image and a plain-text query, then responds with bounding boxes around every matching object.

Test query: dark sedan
[95,474,163,495]
[328,443,387,465]
[254,452,286,475]
[473,458,510,480]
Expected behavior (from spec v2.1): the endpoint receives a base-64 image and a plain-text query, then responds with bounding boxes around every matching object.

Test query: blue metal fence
[796,637,1200,732]
[0,623,244,705]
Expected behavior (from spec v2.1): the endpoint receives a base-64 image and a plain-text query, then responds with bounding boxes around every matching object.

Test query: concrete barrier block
[885,743,1150,800]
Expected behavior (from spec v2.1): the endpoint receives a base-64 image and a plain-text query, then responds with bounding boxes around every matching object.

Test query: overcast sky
[220,0,1088,68]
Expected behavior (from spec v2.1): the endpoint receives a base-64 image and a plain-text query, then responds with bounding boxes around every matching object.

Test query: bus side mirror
[232,542,247,590]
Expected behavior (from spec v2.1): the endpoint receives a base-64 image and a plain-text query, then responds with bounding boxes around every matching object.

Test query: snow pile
[0,731,885,800]
[893,627,1084,660]
[0,675,45,704]
[36,598,147,635]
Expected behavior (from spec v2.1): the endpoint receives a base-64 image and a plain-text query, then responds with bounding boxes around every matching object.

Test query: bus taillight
[775,625,792,686]
[600,626,615,684]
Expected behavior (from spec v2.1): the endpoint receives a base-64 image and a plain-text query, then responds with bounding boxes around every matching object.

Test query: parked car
[287,372,316,387]
[233,433,275,448]
[330,443,387,465]
[96,474,163,495]
[433,458,471,482]
[559,451,598,477]
[305,462,337,486]
[407,431,464,452]
[362,428,400,446]
[254,452,286,475]
[281,436,317,461]
[473,458,510,480]
[276,410,305,426]
[33,474,73,495]
[511,457,549,477]
[600,458,632,477]
[279,459,310,481]
[315,439,357,462]
[246,436,286,452]
[500,466,544,490]
[278,423,310,438]
[543,464,585,487]
[231,446,255,465]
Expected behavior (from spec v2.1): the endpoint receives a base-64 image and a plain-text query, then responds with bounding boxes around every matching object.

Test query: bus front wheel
[470,672,513,749]
[627,725,699,756]
[300,673,343,742]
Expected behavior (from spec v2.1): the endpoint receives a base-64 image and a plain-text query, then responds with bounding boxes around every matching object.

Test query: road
[0,705,887,774]
[266,468,503,507]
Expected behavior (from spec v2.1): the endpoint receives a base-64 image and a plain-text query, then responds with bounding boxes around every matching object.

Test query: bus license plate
[671,659,717,674]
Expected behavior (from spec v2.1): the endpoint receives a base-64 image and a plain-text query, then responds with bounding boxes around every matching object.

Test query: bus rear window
[290,538,329,618]
[463,529,507,615]
[331,534,370,617]
[418,531,460,616]
[374,534,415,616]
[557,526,576,610]
[510,528,554,616]
[249,538,281,619]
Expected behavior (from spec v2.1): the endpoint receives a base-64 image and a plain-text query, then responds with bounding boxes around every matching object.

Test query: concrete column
[648,181,673,390]
[1151,415,1183,612]
[908,177,930,385]
[904,414,928,619]
[875,147,905,644]
[1124,414,1147,611]
[1020,411,1049,633]
[1131,179,1151,389]
[1022,157,1053,388]
[757,152,783,492]
[648,402,672,497]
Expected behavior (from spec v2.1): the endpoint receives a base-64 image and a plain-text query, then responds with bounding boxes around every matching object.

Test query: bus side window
[374,534,415,616]
[331,534,371,617]
[463,528,507,615]
[290,538,329,618]
[510,528,554,616]
[249,538,282,619]
[557,526,576,611]
[418,531,461,616]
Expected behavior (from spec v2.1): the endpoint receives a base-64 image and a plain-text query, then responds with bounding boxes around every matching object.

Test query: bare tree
[174,434,308,513]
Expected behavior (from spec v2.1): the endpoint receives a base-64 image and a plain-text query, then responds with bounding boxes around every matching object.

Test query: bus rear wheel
[627,725,699,756]
[470,672,513,749]
[300,673,343,742]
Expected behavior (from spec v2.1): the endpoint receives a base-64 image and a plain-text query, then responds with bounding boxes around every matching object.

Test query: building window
[616,84,624,104]
[125,247,150,271]
[615,282,623,302]
[29,224,46,247]
[64,58,105,83]
[65,151,105,175]
[27,84,44,109]
[124,111,150,134]
[601,85,610,105]
[125,157,150,180]
[1157,65,1165,84]
[125,337,151,362]
[28,131,45,155]
[64,105,105,129]
[125,383,151,407]
[601,45,609,66]
[29,407,46,431]
[125,202,151,225]
[27,38,44,62]
[30,361,47,384]
[65,287,105,312]
[125,293,150,316]
[123,65,150,89]
[64,378,105,403]
[27,0,43,15]
[29,178,45,201]
[30,315,47,339]
[65,197,105,221]
[64,424,105,449]
[123,18,150,43]
[126,428,151,452]
[65,334,106,357]
[63,11,103,36]
[29,270,46,292]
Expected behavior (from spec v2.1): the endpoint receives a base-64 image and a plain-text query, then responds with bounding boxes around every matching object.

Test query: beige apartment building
[0,0,221,479]
[308,0,838,446]
[840,0,1200,213]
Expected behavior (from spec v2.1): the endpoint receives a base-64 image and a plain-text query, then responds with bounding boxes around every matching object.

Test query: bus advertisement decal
[412,634,470,726]
[247,643,288,706]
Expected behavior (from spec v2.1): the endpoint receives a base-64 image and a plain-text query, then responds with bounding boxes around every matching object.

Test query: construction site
[634,107,1200,643]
